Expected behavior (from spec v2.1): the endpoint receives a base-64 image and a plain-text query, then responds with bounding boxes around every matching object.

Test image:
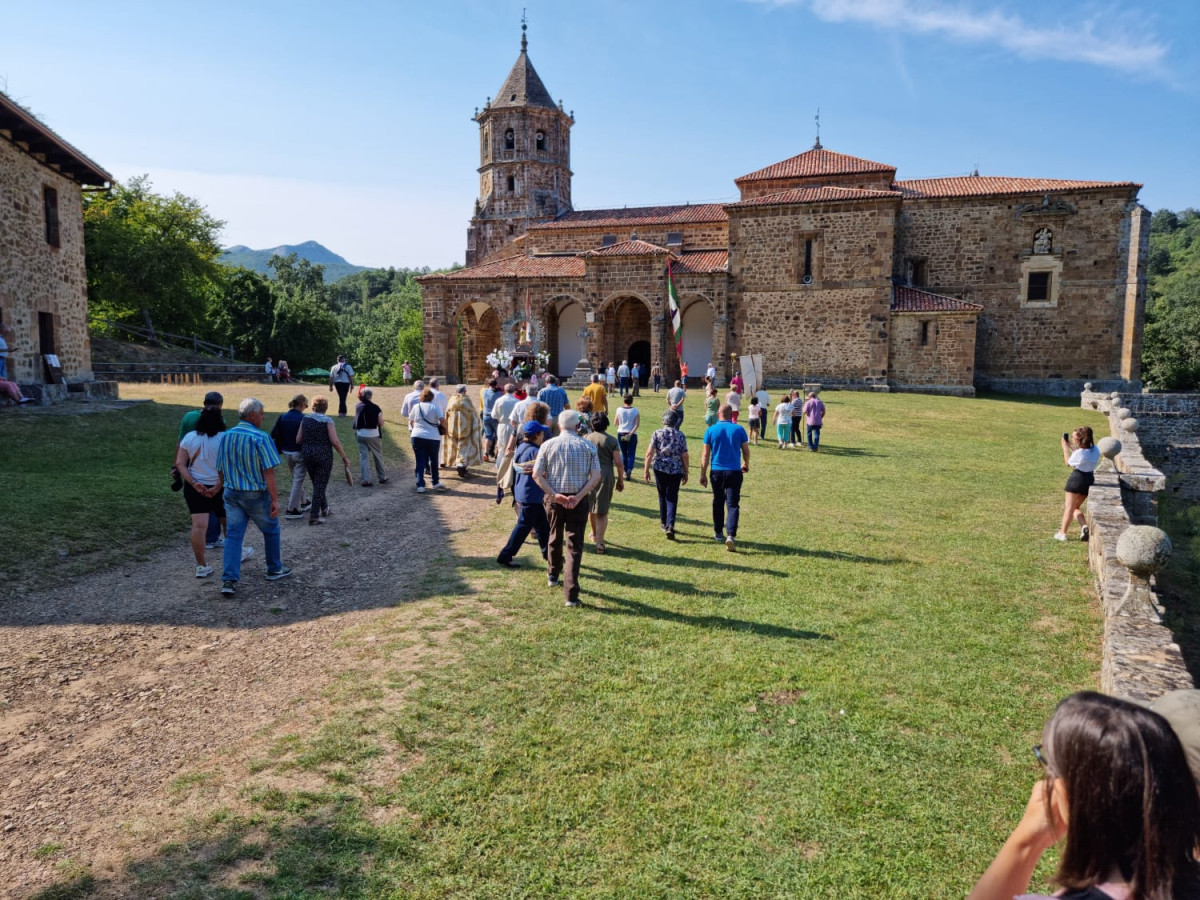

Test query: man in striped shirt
[532,410,602,607]
[214,398,292,595]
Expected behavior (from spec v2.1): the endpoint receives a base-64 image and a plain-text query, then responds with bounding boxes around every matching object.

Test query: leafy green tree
[84,175,225,337]
[208,267,274,361]
[1142,208,1200,390]
[265,254,339,369]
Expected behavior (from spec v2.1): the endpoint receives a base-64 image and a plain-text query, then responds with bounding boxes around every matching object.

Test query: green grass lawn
[18,386,1118,897]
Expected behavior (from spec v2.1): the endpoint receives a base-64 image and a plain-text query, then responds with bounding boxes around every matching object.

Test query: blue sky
[3,0,1197,268]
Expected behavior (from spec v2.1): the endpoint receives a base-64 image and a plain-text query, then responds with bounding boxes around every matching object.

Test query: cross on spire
[521,9,528,53]
[813,107,822,150]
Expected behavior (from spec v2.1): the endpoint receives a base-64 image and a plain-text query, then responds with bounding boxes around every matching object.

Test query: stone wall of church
[736,169,896,201]
[727,200,895,383]
[887,313,977,395]
[526,221,728,255]
[896,188,1143,393]
[0,136,93,383]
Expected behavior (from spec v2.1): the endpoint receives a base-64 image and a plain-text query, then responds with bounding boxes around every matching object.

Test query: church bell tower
[466,21,574,267]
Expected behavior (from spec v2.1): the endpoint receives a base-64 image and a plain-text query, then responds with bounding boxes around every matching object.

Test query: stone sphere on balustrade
[1097,436,1122,460]
[1120,417,1139,433]
[1116,526,1173,577]
[1084,382,1093,392]
[1115,407,1131,421]
[1110,391,1122,400]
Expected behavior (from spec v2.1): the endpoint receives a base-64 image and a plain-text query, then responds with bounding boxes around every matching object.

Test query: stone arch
[544,295,587,377]
[452,300,502,384]
[680,295,715,380]
[599,294,654,380]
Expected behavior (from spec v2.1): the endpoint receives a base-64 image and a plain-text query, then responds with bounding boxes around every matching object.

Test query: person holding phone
[1055,426,1100,542]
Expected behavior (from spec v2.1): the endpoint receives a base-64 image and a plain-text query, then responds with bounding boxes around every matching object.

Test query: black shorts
[184,482,226,516]
[1064,469,1095,496]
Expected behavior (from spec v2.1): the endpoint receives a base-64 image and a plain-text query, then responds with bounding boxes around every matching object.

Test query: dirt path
[0,465,500,895]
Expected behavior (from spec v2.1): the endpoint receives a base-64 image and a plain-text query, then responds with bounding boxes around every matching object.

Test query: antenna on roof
[972,163,980,177]
[813,107,822,150]
[521,9,528,53]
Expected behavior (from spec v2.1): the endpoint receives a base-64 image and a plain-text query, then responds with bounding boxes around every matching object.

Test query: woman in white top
[407,387,446,493]
[724,389,742,424]
[175,407,228,577]
[1056,426,1101,542]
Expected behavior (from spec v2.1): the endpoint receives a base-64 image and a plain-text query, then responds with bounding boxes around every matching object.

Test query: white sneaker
[434,482,448,491]
[205,537,225,550]
[241,546,255,561]
[195,565,213,578]
[417,485,427,494]
[1053,532,1068,542]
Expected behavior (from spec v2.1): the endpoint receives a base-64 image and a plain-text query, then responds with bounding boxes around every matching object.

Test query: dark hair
[592,412,610,433]
[488,378,498,389]
[623,394,633,405]
[1073,426,1095,449]
[1044,691,1200,900]
[195,406,224,437]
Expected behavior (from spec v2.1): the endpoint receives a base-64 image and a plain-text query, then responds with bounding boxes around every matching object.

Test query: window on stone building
[602,234,617,247]
[507,174,516,193]
[909,258,928,287]
[920,320,931,346]
[536,130,546,151]
[666,231,683,246]
[802,238,814,284]
[505,129,515,150]
[43,186,60,248]
[1027,271,1051,303]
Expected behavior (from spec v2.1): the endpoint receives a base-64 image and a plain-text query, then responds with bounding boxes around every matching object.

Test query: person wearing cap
[177,391,228,550]
[329,354,355,417]
[644,408,689,539]
[700,403,750,552]
[532,410,602,607]
[496,420,552,568]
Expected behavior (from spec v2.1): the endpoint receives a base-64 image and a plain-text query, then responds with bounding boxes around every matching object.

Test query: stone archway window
[507,174,516,194]
[536,130,546,151]
[505,129,515,150]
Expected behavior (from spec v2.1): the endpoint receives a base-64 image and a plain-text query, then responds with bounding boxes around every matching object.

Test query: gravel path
[0,468,499,895]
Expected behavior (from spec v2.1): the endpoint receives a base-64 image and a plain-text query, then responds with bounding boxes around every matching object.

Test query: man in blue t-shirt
[700,403,750,552]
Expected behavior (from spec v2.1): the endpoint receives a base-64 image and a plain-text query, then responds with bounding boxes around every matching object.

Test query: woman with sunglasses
[969,691,1200,900]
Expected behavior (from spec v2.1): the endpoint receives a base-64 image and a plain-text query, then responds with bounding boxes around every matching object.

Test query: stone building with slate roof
[421,30,1148,396]
[0,89,111,391]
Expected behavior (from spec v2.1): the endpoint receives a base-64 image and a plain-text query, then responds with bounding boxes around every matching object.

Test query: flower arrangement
[533,349,551,370]
[486,348,514,371]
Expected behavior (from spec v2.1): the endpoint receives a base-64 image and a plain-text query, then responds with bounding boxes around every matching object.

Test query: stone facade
[0,91,109,387]
[420,36,1146,396]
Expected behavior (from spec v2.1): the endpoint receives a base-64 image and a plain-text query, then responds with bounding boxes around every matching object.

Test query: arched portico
[544,296,587,377]
[598,293,654,380]
[453,300,502,384]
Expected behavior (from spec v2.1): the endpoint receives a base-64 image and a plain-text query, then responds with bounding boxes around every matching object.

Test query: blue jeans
[498,502,550,563]
[222,489,282,582]
[807,424,821,451]
[412,437,441,487]
[206,512,221,545]
[482,415,497,454]
[618,433,637,476]
[710,469,743,538]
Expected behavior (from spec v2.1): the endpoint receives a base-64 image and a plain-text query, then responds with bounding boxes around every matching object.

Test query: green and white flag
[666,262,683,362]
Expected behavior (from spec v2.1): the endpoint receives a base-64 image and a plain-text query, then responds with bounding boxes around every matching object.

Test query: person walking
[329,355,355,417]
[747,397,762,446]
[617,360,630,395]
[802,391,826,452]
[630,362,641,397]
[496,421,552,568]
[644,408,689,539]
[585,412,625,554]
[605,362,617,396]
[213,398,291,595]
[703,384,720,428]
[724,387,741,425]
[176,406,238,578]
[614,393,640,477]
[353,388,388,486]
[270,393,311,518]
[400,379,425,419]
[774,395,793,449]
[754,386,771,431]
[574,396,595,436]
[407,387,447,494]
[532,410,602,607]
[583,373,608,416]
[480,378,500,461]
[537,375,570,433]
[789,389,805,447]
[651,362,662,393]
[443,384,483,477]
[492,383,519,468]
[705,361,716,385]
[730,370,744,395]
[667,380,687,423]
[297,396,350,524]
[1055,426,1100,542]
[428,378,449,416]
[177,390,227,551]
[700,403,750,552]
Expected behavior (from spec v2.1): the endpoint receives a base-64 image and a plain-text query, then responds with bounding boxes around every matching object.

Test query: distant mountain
[220,241,370,283]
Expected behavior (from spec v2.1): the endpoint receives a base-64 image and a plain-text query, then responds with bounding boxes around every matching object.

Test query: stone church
[420,30,1148,396]
[0,89,110,393]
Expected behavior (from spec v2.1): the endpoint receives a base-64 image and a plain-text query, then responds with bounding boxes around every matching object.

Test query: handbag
[421,405,445,436]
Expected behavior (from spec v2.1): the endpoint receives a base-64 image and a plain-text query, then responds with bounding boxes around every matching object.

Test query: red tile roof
[891,285,983,313]
[727,185,901,209]
[736,146,895,184]
[672,250,728,274]
[584,239,674,257]
[429,255,586,281]
[895,175,1141,199]
[528,203,727,230]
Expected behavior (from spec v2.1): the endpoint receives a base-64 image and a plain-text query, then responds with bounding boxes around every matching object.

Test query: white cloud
[107,166,467,270]
[756,0,1167,76]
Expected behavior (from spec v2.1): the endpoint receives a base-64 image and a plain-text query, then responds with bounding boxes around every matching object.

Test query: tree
[84,175,225,337]
[208,268,274,362]
[1142,207,1200,390]
[266,253,339,369]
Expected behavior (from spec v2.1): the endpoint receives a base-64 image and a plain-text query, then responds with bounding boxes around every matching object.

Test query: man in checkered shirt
[532,410,602,607]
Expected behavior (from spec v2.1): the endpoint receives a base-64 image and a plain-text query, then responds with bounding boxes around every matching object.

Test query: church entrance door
[627,340,651,385]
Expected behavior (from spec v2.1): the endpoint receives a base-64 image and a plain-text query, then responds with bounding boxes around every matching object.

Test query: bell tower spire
[465,22,574,267]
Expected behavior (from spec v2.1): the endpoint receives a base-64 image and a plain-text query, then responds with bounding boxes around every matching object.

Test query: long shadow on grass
[610,544,784,575]
[586,592,834,641]
[801,445,884,457]
[580,564,735,597]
